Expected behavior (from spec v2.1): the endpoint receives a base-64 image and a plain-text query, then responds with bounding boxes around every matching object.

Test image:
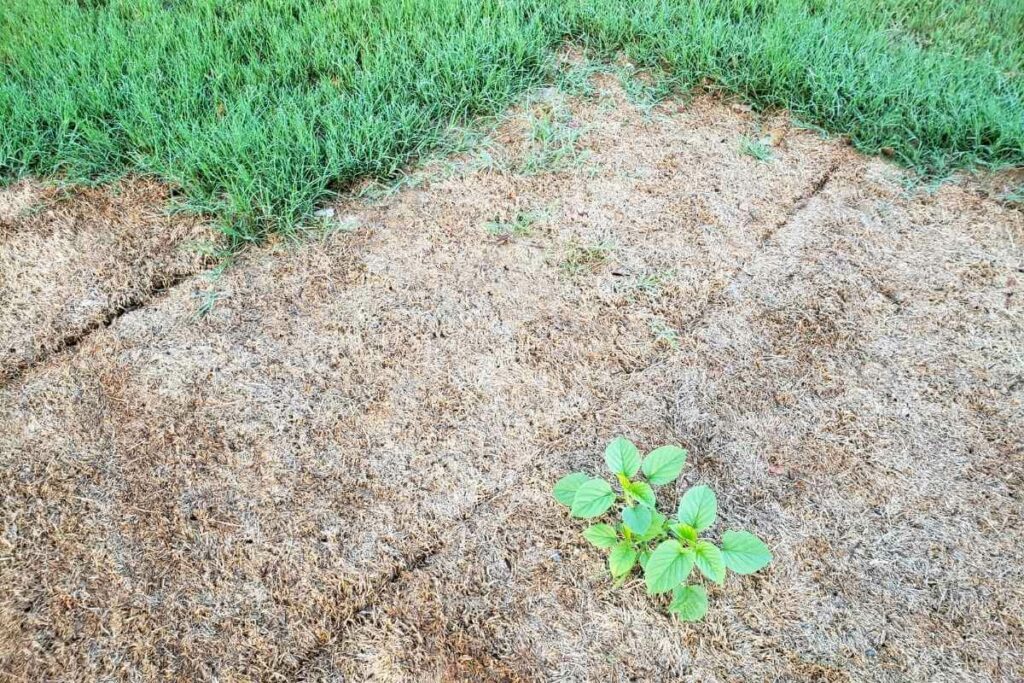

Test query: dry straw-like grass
[0,179,214,382]
[1,82,1021,681]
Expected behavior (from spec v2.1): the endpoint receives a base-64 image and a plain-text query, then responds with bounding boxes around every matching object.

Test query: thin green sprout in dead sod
[553,437,772,621]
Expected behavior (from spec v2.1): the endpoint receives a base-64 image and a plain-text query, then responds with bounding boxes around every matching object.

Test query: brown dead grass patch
[0,178,215,382]
[1,81,1021,681]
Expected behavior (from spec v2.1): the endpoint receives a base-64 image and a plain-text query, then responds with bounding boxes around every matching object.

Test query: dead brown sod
[309,159,1023,681]
[0,179,215,383]
[1,82,1021,681]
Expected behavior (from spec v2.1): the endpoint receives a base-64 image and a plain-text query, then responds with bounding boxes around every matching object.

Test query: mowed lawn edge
[1,0,1022,247]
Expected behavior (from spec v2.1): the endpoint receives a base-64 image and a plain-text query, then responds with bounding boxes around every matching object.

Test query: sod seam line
[690,157,844,325]
[603,157,845,394]
[287,470,530,679]
[0,267,206,390]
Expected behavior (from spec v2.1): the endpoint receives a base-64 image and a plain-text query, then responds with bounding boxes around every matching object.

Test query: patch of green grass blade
[1,0,1022,251]
[650,318,681,349]
[618,66,677,111]
[740,136,774,162]
[485,210,544,238]
[561,239,613,275]
[0,0,556,248]
[521,101,585,174]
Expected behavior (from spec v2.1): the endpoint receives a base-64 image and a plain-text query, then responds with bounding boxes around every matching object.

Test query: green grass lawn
[2,0,1022,247]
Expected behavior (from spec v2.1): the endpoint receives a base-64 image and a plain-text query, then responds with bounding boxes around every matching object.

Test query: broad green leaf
[677,485,717,531]
[643,540,694,594]
[553,472,589,506]
[623,480,656,508]
[622,505,652,535]
[605,437,641,477]
[582,524,618,549]
[608,541,638,578]
[721,530,773,575]
[570,478,616,518]
[641,445,688,485]
[636,510,667,542]
[693,540,726,584]
[668,584,708,622]
[673,523,698,544]
[638,549,652,570]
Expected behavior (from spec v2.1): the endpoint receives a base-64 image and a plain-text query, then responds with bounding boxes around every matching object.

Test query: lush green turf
[2,0,1022,246]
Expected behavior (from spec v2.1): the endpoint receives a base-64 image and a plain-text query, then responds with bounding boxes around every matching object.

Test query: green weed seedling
[553,437,772,621]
